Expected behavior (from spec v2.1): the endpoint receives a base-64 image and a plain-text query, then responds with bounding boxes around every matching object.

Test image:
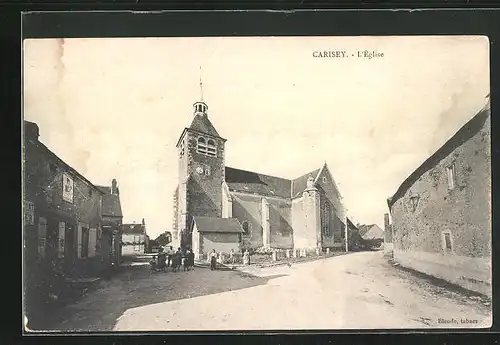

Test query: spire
[193,66,208,116]
[199,66,204,102]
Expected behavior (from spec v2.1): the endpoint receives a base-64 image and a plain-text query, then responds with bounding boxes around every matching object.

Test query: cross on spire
[199,66,204,102]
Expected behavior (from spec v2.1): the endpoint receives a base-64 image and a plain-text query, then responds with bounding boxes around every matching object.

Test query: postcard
[22,35,491,332]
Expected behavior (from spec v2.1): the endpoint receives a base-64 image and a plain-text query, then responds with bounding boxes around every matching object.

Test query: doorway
[64,223,75,273]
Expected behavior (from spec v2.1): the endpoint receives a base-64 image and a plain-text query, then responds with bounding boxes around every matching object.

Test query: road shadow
[27,265,285,332]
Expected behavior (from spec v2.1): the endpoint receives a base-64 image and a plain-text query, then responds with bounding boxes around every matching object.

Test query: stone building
[172,98,348,259]
[23,121,114,319]
[95,179,123,266]
[121,219,149,256]
[387,96,491,296]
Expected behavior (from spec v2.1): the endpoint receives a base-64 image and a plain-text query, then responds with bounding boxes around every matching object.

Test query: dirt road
[32,251,491,331]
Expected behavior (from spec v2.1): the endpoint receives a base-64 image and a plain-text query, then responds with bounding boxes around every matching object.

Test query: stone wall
[200,232,241,256]
[231,192,263,249]
[394,250,491,296]
[292,192,319,250]
[268,198,293,249]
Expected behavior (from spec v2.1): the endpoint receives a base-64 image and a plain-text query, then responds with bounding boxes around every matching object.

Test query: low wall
[393,250,491,297]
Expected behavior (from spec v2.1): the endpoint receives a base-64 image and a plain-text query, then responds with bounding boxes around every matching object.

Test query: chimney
[384,213,390,232]
[111,179,118,195]
[24,121,39,141]
[142,218,145,225]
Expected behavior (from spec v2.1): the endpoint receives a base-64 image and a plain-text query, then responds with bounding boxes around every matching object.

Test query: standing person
[209,249,217,271]
[186,249,195,271]
[166,246,174,267]
[243,249,250,265]
[229,248,235,265]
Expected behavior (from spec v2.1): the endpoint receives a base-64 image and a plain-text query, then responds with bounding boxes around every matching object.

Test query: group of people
[152,246,195,272]
[208,248,251,270]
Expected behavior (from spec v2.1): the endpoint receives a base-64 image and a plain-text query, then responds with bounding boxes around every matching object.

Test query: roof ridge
[225,166,291,182]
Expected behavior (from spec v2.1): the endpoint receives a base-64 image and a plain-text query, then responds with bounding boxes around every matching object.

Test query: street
[35,251,491,331]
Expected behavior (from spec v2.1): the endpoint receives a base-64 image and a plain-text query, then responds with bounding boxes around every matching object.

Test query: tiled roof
[122,223,144,234]
[192,216,243,233]
[95,185,123,217]
[225,167,292,198]
[360,224,384,240]
[357,224,372,237]
[388,98,491,208]
[291,169,321,198]
[346,218,359,231]
[189,114,220,137]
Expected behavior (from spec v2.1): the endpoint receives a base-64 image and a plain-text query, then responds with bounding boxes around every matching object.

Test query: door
[64,223,75,272]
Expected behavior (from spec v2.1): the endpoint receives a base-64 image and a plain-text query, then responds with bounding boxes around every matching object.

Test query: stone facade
[388,100,491,296]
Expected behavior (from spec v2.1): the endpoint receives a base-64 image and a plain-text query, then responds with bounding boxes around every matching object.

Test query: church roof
[189,114,220,137]
[191,216,243,233]
[95,185,123,218]
[225,167,292,199]
[291,169,321,198]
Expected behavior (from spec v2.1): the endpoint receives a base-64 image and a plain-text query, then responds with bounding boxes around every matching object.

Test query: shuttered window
[58,222,65,258]
[88,228,97,257]
[38,217,47,258]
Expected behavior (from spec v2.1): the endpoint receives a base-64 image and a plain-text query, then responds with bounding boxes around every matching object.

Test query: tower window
[197,137,207,154]
[207,139,217,157]
[197,136,217,157]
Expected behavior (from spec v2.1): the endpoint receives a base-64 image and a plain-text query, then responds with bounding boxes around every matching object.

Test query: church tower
[173,75,226,249]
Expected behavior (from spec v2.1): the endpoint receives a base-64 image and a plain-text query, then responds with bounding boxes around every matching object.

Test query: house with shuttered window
[387,96,491,296]
[23,121,114,318]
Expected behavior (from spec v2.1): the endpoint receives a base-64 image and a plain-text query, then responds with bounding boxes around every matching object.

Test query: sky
[23,36,490,239]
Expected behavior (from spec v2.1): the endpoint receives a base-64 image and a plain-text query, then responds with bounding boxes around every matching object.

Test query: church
[171,97,348,259]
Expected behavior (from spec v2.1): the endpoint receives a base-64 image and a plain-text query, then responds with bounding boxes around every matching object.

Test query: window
[204,164,211,176]
[197,136,217,157]
[38,217,47,258]
[58,222,65,258]
[340,220,346,239]
[180,143,185,157]
[242,221,251,235]
[409,195,420,212]
[321,202,331,236]
[447,164,456,190]
[207,139,217,157]
[81,227,89,258]
[442,231,453,253]
[322,177,327,183]
[197,137,207,154]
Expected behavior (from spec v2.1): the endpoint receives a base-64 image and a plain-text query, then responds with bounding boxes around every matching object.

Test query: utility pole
[344,214,349,253]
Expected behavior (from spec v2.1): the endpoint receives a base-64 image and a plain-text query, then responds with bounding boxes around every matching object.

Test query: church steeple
[194,66,208,116]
